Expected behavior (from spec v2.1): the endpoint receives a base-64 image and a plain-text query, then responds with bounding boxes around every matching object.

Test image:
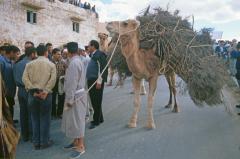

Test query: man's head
[0,45,7,55]
[88,40,99,53]
[25,41,34,50]
[5,45,20,61]
[219,40,225,46]
[61,48,68,59]
[232,39,237,43]
[46,43,53,53]
[25,47,37,60]
[78,48,86,57]
[67,42,78,57]
[37,44,48,57]
[52,48,61,61]
[237,42,240,51]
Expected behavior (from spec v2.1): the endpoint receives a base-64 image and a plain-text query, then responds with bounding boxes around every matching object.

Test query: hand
[96,83,102,89]
[33,92,41,98]
[66,102,73,108]
[39,92,48,100]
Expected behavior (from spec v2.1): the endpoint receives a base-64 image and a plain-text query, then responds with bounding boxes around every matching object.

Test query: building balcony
[20,0,46,10]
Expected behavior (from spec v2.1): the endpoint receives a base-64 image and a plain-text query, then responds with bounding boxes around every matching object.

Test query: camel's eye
[123,21,128,26]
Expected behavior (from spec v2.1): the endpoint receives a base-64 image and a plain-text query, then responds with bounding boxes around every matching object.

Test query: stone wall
[0,0,99,50]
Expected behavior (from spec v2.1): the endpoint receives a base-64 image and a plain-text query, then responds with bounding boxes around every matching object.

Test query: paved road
[16,77,240,159]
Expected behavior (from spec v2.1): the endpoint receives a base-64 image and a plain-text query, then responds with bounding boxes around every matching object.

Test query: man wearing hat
[62,42,87,159]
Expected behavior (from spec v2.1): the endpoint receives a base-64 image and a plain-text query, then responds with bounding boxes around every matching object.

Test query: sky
[82,0,240,40]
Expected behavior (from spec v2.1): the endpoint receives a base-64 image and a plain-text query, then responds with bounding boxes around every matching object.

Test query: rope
[86,21,139,92]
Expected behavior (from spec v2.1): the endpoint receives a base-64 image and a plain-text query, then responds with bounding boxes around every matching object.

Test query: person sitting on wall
[92,5,96,12]
[83,2,87,9]
[86,3,91,9]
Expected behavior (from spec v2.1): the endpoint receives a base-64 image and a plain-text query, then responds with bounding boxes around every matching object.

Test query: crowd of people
[0,40,108,159]
[57,0,97,16]
[214,39,240,115]
[213,39,239,76]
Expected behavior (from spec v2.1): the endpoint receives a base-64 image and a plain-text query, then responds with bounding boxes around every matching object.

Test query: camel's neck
[120,31,139,59]
[100,40,108,52]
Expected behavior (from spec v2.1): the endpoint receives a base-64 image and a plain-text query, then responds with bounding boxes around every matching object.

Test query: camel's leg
[128,77,141,128]
[114,71,124,88]
[140,79,147,95]
[146,76,158,129]
[171,73,180,113]
[119,71,124,87]
[107,67,114,86]
[165,74,173,108]
[114,71,120,88]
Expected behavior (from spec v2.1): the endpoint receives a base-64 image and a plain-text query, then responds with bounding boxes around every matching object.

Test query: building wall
[0,0,99,49]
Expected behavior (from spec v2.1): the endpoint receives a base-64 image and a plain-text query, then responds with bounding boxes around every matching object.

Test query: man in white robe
[61,42,87,159]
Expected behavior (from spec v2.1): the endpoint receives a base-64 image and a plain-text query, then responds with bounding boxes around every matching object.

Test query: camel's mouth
[106,23,119,36]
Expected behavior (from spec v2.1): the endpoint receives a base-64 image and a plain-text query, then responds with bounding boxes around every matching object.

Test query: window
[27,10,37,24]
[72,22,79,33]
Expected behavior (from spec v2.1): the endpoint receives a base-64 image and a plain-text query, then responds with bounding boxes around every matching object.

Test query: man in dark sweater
[86,40,108,129]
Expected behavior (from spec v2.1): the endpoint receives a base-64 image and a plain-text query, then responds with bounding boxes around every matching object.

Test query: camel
[106,19,179,129]
[98,32,119,87]
[98,32,138,89]
[98,33,109,53]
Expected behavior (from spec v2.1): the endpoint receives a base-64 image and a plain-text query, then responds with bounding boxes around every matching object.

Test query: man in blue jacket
[13,47,37,141]
[0,45,19,120]
[86,40,108,129]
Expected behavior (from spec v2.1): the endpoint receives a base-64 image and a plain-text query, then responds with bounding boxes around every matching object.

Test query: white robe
[61,56,87,138]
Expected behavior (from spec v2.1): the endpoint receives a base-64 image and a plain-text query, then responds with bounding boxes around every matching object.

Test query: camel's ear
[134,20,140,28]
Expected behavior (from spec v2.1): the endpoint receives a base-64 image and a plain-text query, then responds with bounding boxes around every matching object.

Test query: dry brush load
[137,6,231,106]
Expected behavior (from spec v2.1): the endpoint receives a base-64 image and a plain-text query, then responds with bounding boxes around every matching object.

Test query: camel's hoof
[128,122,137,128]
[145,123,156,129]
[172,107,180,113]
[140,92,146,95]
[164,104,172,108]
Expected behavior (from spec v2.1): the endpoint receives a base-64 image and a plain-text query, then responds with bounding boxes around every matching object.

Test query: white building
[0,0,99,49]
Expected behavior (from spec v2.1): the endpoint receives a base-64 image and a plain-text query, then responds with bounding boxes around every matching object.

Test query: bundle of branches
[0,73,20,159]
[107,36,131,76]
[137,6,231,106]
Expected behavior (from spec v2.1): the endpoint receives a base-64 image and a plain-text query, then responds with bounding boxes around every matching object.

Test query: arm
[22,64,33,90]
[64,62,80,105]
[45,64,57,93]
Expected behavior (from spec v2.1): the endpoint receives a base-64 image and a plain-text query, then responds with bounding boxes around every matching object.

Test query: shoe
[89,123,99,129]
[238,113,240,116]
[40,140,54,149]
[63,143,76,150]
[236,105,240,108]
[33,144,40,150]
[13,120,18,124]
[69,150,85,159]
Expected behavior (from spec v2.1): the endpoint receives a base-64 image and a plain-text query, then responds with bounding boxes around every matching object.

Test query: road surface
[16,77,240,159]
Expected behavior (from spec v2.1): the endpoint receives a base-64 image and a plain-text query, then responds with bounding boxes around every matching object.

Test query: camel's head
[98,33,108,42]
[106,19,140,37]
